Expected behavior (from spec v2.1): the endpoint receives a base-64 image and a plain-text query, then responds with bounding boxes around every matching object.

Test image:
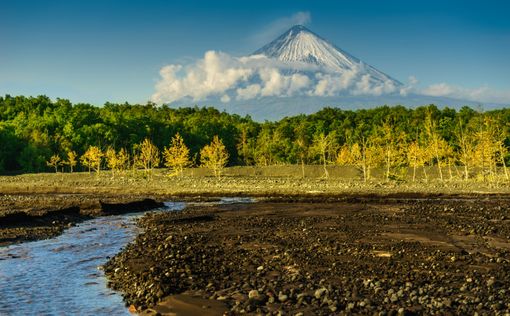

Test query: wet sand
[105,197,510,315]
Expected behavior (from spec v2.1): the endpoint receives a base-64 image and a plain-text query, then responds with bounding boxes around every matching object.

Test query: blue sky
[1,0,509,104]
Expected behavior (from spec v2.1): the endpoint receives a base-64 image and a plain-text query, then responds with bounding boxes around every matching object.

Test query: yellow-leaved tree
[66,150,77,173]
[294,124,310,179]
[357,139,383,182]
[46,154,62,173]
[105,147,120,178]
[407,141,431,182]
[135,138,160,178]
[456,121,475,180]
[200,135,229,178]
[311,132,337,179]
[81,146,103,174]
[163,133,191,175]
[424,110,453,181]
[336,144,354,166]
[378,121,407,181]
[116,148,130,173]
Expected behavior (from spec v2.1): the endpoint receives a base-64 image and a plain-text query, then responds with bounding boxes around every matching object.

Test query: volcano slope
[105,196,510,315]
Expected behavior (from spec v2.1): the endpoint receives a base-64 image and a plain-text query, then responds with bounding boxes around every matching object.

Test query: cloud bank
[151,53,510,105]
[151,50,409,104]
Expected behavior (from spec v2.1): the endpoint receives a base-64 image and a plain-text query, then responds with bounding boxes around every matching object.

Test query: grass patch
[1,165,510,196]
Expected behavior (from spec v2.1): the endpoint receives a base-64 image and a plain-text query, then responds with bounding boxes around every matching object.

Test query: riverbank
[0,194,164,246]
[2,167,510,247]
[104,198,510,315]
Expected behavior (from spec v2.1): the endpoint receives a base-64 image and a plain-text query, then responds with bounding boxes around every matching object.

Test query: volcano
[254,25,402,87]
[156,25,497,120]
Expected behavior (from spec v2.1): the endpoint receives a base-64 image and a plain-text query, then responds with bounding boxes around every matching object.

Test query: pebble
[314,287,327,299]
[248,290,260,300]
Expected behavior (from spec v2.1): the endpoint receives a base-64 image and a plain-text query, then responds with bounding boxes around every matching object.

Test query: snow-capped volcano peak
[254,25,401,86]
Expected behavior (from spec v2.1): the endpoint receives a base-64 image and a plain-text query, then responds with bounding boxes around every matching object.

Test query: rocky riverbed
[105,197,510,315]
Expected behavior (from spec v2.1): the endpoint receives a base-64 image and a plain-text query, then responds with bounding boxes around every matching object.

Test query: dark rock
[100,199,164,215]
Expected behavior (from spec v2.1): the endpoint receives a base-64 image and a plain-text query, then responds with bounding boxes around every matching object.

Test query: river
[0,201,186,315]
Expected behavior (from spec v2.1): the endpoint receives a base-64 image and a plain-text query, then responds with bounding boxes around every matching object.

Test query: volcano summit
[254,25,402,88]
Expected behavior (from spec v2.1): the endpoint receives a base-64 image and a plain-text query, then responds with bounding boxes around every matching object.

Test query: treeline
[1,94,510,182]
[46,134,230,178]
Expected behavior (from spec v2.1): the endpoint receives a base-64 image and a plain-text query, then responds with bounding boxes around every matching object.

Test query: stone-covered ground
[104,197,510,315]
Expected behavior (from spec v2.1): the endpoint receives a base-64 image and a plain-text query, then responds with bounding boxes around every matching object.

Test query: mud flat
[105,196,510,315]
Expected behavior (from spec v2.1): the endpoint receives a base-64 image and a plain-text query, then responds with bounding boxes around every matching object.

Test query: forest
[1,94,510,182]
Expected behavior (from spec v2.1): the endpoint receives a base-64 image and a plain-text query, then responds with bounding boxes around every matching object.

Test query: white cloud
[422,83,456,97]
[420,83,510,104]
[309,66,366,97]
[151,50,404,103]
[151,51,510,105]
[288,74,311,95]
[220,94,231,103]
[260,68,287,96]
[290,11,311,25]
[399,76,418,96]
[236,84,261,100]
[354,74,377,95]
[152,51,254,103]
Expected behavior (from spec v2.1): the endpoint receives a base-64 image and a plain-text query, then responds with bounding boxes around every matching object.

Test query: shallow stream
[0,202,187,315]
